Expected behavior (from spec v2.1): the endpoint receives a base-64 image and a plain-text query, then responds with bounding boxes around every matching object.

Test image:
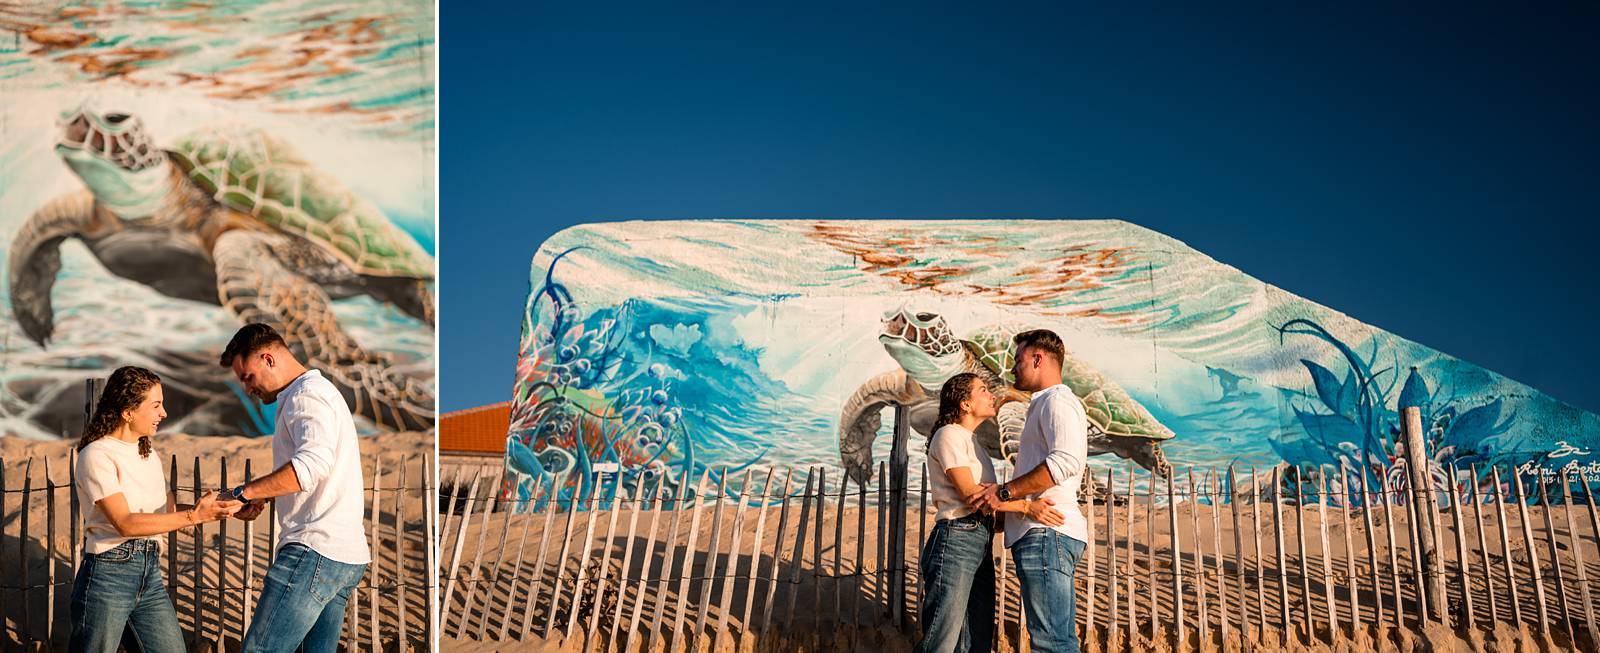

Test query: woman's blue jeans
[70,539,186,653]
[916,512,996,653]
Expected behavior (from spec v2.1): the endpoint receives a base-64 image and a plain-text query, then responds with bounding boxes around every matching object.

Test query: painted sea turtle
[837,308,1174,491]
[8,108,435,431]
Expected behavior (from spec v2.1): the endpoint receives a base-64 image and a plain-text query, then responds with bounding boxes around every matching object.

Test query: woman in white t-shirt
[917,372,1064,653]
[70,367,241,653]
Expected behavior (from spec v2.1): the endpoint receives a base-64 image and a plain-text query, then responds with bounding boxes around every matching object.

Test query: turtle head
[55,107,169,219]
[879,307,966,390]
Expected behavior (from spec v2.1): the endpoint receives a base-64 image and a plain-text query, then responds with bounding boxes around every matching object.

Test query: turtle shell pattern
[964,323,1175,441]
[171,125,433,279]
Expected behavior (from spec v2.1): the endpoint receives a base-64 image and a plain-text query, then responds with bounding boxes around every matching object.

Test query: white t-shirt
[1003,384,1090,548]
[272,369,371,564]
[76,437,168,554]
[927,424,998,522]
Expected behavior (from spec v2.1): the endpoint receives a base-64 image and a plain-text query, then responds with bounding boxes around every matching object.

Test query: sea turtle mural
[503,220,1600,508]
[7,108,435,431]
[837,308,1175,490]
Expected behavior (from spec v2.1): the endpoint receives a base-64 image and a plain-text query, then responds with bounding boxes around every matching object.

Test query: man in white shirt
[967,329,1088,653]
[219,323,372,653]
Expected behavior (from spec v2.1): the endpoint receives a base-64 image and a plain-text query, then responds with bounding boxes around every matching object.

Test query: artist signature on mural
[1515,444,1600,483]
[1548,440,1593,458]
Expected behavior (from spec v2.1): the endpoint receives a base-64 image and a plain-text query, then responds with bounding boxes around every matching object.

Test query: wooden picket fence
[0,451,437,652]
[441,409,1600,650]
[437,460,921,646]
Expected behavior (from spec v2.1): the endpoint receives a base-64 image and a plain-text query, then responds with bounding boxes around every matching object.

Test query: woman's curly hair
[933,372,984,433]
[77,366,161,458]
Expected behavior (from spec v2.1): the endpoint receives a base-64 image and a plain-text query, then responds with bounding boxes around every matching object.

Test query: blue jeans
[916,513,996,653]
[1012,528,1086,653]
[242,543,368,653]
[70,539,186,653]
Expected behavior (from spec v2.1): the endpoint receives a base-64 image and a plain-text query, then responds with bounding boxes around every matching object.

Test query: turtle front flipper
[7,191,104,346]
[213,229,435,431]
[838,369,925,485]
[1132,440,1172,478]
[371,276,435,327]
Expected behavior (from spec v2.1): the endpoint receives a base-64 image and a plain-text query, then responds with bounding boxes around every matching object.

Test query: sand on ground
[435,469,1600,652]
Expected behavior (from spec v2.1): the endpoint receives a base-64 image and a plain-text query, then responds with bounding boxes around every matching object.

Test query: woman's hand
[1025,497,1065,527]
[193,491,242,523]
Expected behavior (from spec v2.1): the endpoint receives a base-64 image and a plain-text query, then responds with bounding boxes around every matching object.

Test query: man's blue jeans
[70,539,187,653]
[916,512,996,653]
[242,543,367,653]
[1012,528,1086,653]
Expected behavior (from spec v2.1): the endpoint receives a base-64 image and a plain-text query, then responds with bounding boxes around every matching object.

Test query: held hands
[962,484,1066,526]
[232,501,267,522]
[965,483,1003,515]
[217,488,268,521]
[193,491,243,523]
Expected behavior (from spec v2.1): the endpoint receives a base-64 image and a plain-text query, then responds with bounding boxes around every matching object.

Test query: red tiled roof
[438,401,510,455]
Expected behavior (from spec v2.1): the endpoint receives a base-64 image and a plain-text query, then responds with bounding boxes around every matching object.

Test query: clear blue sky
[440,2,1599,414]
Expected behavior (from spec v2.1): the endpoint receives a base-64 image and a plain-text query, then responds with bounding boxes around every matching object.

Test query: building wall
[0,1,436,438]
[503,219,1598,502]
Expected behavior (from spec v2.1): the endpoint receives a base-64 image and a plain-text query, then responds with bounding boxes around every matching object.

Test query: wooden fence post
[1510,465,1551,637]
[1271,466,1290,633]
[424,454,439,647]
[1292,465,1310,639]
[1107,467,1120,642]
[889,404,911,628]
[671,470,712,638]
[1186,467,1205,637]
[625,474,671,638]
[1490,465,1523,627]
[1228,465,1246,638]
[1563,469,1598,645]
[1167,472,1185,644]
[758,469,797,632]
[608,472,652,644]
[1316,466,1335,637]
[1401,407,1446,621]
[45,459,57,646]
[742,468,784,631]
[1468,463,1499,625]
[1338,463,1358,633]
[1538,476,1576,643]
[1447,465,1474,630]
[783,468,818,631]
[1249,466,1265,636]
[694,470,733,637]
[715,469,757,635]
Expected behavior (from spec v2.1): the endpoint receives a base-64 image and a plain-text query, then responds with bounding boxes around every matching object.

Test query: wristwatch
[230,483,250,502]
[996,483,1012,502]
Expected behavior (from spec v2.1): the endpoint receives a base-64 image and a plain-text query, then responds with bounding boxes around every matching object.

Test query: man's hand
[966,483,1003,514]
[233,500,267,521]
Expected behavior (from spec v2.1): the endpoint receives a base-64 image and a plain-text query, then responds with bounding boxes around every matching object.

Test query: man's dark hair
[220,323,288,367]
[1013,329,1065,364]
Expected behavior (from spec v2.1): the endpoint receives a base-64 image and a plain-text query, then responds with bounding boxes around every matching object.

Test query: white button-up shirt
[272,369,371,564]
[1003,383,1090,548]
